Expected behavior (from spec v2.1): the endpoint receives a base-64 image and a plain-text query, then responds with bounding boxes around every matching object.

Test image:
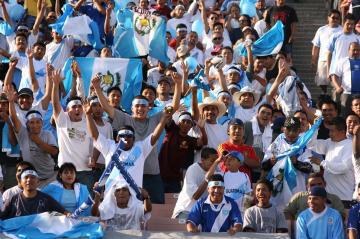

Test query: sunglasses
[213,37,223,41]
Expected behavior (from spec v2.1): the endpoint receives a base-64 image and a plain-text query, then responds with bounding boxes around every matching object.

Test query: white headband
[178,114,192,122]
[217,91,231,99]
[67,99,82,108]
[26,112,42,121]
[208,181,225,188]
[176,27,187,32]
[90,98,100,105]
[21,170,39,180]
[132,98,149,107]
[117,129,134,136]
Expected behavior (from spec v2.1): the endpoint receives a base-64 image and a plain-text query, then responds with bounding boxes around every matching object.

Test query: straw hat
[198,97,227,119]
[233,86,261,106]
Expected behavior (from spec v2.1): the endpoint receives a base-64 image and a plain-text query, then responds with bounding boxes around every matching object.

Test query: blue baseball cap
[227,151,244,163]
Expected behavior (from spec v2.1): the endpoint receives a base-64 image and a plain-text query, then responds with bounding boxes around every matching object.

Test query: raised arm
[32,0,46,35]
[91,76,115,119]
[150,109,172,146]
[170,72,182,111]
[84,101,99,140]
[4,58,18,87]
[198,0,209,34]
[265,59,289,103]
[104,3,114,35]
[93,0,106,15]
[27,48,39,93]
[51,68,62,118]
[40,65,53,111]
[180,61,190,95]
[354,125,360,159]
[55,0,61,16]
[196,114,207,147]
[73,0,86,11]
[5,86,21,133]
[191,87,199,121]
[0,0,13,26]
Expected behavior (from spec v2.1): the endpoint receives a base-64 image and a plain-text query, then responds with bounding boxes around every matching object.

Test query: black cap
[309,186,327,198]
[228,118,244,127]
[18,88,33,98]
[0,93,8,102]
[272,116,286,131]
[284,116,301,131]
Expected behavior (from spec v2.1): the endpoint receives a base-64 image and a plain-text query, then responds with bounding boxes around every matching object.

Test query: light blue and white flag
[239,20,284,57]
[240,0,257,17]
[267,117,323,193]
[276,76,301,117]
[62,57,143,112]
[50,4,104,50]
[0,212,103,239]
[113,7,169,64]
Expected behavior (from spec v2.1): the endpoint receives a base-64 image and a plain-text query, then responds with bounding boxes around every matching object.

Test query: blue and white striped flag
[240,20,284,57]
[62,57,143,112]
[0,212,103,239]
[113,8,169,64]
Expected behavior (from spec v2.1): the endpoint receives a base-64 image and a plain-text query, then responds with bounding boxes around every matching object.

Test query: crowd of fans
[0,0,359,238]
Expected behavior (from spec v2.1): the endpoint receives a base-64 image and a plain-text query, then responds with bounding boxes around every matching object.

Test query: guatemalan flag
[0,212,103,239]
[113,7,169,65]
[239,20,284,56]
[62,57,143,112]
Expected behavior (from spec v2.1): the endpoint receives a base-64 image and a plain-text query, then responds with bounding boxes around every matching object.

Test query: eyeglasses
[213,37,223,41]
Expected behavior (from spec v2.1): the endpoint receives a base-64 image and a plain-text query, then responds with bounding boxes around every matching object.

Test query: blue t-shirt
[296,207,344,239]
[187,195,242,232]
[348,202,360,239]
[61,189,77,212]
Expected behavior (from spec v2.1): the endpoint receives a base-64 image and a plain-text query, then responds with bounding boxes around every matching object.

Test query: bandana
[117,129,135,137]
[67,99,82,108]
[208,181,225,188]
[176,27,187,33]
[90,98,100,105]
[132,99,149,107]
[178,114,192,122]
[21,170,39,180]
[26,112,43,121]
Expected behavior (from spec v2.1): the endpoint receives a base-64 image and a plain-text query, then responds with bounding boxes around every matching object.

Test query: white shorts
[315,61,329,86]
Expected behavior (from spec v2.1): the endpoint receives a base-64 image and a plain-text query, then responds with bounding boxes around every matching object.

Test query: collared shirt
[187,195,242,232]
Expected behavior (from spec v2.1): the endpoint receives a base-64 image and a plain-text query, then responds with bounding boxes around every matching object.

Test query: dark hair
[294,110,308,118]
[329,116,347,131]
[57,163,78,185]
[25,110,42,118]
[328,9,341,17]
[318,96,338,112]
[66,96,82,105]
[240,14,251,24]
[141,85,156,95]
[257,103,273,113]
[201,147,218,160]
[272,109,285,116]
[16,161,35,172]
[307,172,325,184]
[256,178,273,192]
[344,13,356,22]
[133,95,149,102]
[176,23,187,29]
[15,33,27,41]
[352,95,360,102]
[33,41,46,48]
[208,174,224,182]
[346,112,360,121]
[213,22,224,29]
[208,11,220,17]
[107,86,122,96]
[221,46,233,54]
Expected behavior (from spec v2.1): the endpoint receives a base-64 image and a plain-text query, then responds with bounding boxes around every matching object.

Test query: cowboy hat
[198,97,227,120]
[233,86,261,107]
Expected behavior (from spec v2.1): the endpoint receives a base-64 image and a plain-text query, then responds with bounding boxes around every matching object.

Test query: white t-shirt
[333,57,353,94]
[224,171,252,214]
[15,102,46,126]
[93,134,154,187]
[312,25,342,62]
[44,37,74,70]
[55,110,92,171]
[166,14,192,37]
[189,47,204,65]
[95,121,113,165]
[327,32,360,74]
[311,138,355,201]
[172,162,207,218]
[16,57,47,94]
